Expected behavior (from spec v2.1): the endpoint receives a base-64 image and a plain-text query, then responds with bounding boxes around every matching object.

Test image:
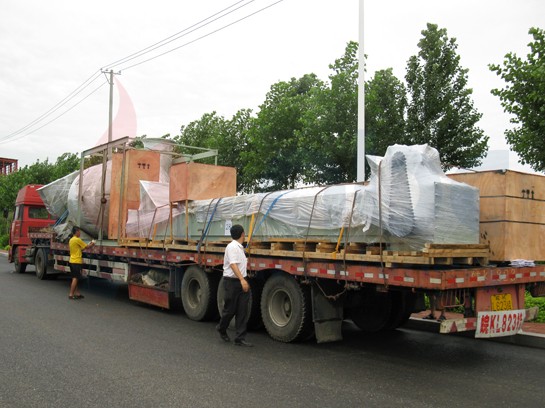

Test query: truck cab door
[8,205,23,262]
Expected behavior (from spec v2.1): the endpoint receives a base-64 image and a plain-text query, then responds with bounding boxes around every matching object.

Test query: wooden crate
[169,162,236,202]
[449,170,545,261]
[108,150,161,239]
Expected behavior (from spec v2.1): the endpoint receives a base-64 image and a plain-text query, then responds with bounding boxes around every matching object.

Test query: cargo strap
[197,198,222,253]
[252,190,292,237]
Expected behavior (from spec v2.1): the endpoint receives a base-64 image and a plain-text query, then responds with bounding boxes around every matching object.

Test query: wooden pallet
[116,238,489,267]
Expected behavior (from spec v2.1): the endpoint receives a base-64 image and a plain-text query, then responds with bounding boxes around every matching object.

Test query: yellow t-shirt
[69,236,87,264]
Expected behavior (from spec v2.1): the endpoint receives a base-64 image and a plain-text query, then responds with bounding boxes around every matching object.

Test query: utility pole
[101,69,120,159]
[357,0,365,182]
[108,69,114,147]
[89,69,119,241]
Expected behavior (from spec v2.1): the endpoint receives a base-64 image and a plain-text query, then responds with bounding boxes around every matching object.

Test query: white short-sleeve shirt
[223,240,247,278]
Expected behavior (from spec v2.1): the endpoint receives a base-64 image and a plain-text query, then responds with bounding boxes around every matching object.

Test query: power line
[120,0,284,72]
[0,70,103,142]
[0,80,108,145]
[102,0,254,71]
[1,0,284,142]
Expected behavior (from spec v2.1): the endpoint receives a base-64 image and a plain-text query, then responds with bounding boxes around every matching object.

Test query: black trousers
[218,278,250,342]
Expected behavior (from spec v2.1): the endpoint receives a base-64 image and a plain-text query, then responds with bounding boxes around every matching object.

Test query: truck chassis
[26,232,545,343]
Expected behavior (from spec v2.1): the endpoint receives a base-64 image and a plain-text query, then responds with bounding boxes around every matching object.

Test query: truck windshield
[28,206,50,219]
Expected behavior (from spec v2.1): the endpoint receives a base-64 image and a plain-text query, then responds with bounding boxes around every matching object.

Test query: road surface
[1,255,544,408]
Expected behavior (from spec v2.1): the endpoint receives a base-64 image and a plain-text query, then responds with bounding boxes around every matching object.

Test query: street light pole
[357,0,366,182]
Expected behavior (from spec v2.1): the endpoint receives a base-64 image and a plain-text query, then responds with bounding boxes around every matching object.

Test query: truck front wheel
[13,247,27,274]
[35,248,49,280]
[261,274,313,343]
[181,266,219,321]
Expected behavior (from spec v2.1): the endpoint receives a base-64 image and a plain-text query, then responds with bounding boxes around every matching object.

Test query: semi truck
[8,184,57,277]
[8,140,545,343]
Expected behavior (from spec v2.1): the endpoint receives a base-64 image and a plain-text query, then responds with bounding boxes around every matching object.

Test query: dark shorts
[69,263,83,279]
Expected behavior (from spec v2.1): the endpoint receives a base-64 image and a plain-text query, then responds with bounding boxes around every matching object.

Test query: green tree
[405,23,488,169]
[0,159,52,214]
[244,74,323,191]
[222,109,254,192]
[301,41,358,185]
[490,27,545,171]
[365,68,408,157]
[0,153,81,218]
[52,153,80,180]
[175,110,254,192]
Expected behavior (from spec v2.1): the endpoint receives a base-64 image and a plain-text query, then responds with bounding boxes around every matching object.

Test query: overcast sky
[1,0,543,169]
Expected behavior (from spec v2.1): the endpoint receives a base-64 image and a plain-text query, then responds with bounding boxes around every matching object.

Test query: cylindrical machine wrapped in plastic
[67,162,112,238]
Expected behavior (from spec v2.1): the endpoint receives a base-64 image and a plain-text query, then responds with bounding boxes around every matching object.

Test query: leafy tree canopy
[405,23,488,169]
[490,27,545,171]
[244,74,324,191]
[365,68,409,157]
[0,153,79,215]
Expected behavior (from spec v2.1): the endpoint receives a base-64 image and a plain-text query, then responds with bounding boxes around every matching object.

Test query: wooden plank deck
[117,238,489,268]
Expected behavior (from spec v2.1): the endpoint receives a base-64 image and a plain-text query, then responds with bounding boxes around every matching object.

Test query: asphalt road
[1,254,545,408]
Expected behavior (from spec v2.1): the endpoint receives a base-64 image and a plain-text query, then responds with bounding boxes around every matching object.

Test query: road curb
[405,317,545,349]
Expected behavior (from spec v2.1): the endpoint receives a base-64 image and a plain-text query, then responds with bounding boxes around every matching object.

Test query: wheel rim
[187,278,202,309]
[269,288,292,327]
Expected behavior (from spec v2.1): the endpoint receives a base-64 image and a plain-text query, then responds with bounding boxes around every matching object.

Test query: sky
[1,0,544,170]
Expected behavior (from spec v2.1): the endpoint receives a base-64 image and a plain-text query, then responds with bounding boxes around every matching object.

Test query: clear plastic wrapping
[67,162,112,237]
[158,145,479,249]
[40,144,479,250]
[126,181,182,239]
[37,171,78,218]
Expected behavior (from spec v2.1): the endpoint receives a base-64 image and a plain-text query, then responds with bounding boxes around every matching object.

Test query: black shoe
[234,339,253,347]
[216,325,230,342]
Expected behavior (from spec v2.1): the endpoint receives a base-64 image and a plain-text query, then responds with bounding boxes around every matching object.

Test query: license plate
[476,309,526,338]
[491,293,513,311]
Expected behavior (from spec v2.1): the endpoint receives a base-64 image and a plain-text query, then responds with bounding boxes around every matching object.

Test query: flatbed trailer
[17,140,545,343]
[29,231,545,343]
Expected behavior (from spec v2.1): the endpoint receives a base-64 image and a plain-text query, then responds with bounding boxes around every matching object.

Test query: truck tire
[216,277,263,330]
[384,291,417,330]
[349,290,392,332]
[247,277,264,330]
[181,266,219,321]
[35,248,49,280]
[261,273,313,343]
[14,247,27,274]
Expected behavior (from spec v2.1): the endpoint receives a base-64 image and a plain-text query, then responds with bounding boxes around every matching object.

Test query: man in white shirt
[216,224,253,347]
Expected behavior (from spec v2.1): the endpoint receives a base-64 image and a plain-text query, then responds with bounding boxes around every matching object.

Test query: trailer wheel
[349,290,392,332]
[384,291,416,330]
[14,247,27,274]
[247,277,264,330]
[35,248,49,280]
[261,274,313,343]
[216,277,263,330]
[181,266,219,321]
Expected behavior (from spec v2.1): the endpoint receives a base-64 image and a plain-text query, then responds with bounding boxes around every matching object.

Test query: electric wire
[0,70,103,142]
[1,0,284,143]
[120,0,284,72]
[0,80,108,145]
[102,0,254,71]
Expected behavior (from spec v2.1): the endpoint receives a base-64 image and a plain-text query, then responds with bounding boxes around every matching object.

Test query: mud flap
[311,284,343,343]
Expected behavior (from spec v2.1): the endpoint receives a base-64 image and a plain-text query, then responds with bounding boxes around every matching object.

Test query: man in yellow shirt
[69,226,94,300]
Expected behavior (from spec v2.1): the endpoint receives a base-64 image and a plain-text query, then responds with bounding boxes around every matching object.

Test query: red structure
[0,158,18,175]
